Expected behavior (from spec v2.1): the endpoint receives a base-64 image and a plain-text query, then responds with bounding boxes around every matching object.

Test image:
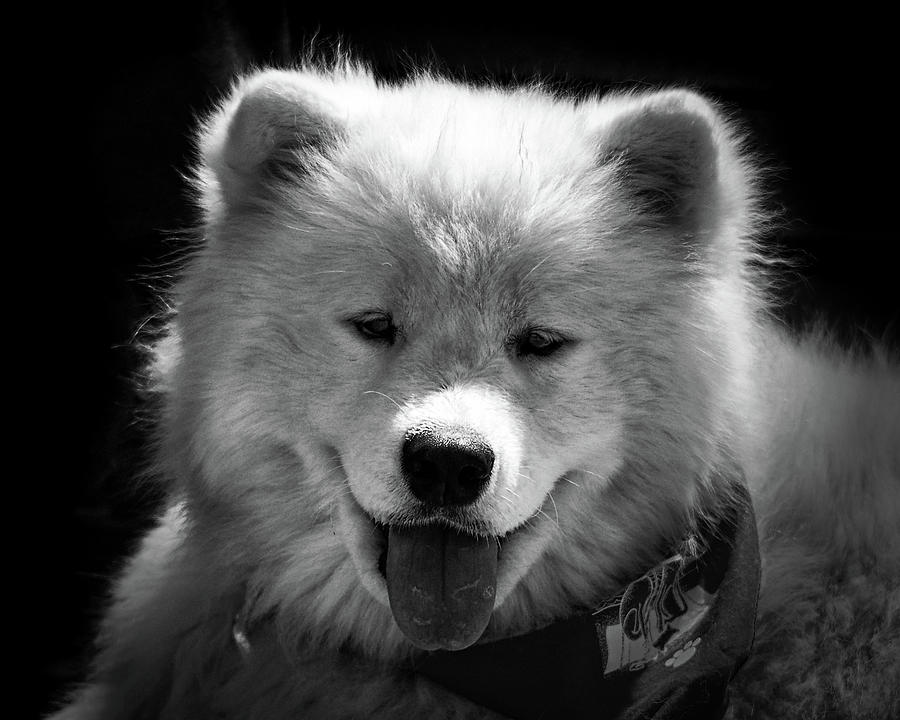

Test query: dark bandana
[412,477,760,719]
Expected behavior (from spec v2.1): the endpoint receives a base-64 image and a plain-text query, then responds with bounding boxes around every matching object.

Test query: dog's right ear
[593,90,751,240]
[198,70,345,209]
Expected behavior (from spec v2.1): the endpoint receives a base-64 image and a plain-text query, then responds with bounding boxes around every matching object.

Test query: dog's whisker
[362,389,405,413]
[572,468,604,481]
[531,508,555,527]
[547,491,561,527]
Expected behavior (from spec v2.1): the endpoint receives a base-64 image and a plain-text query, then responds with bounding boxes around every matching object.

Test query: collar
[413,474,760,720]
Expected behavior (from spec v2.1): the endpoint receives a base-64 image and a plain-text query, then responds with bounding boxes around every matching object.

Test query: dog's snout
[401,427,494,507]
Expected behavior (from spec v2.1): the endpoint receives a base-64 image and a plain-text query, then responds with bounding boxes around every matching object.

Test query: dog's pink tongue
[386,524,497,651]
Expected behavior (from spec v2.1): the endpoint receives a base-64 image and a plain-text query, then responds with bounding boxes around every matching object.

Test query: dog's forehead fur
[273,180,618,327]
[270,68,601,187]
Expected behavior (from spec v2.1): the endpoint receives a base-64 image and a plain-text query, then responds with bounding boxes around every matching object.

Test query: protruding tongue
[386,524,498,651]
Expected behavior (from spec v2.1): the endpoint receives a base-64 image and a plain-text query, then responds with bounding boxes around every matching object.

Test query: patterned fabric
[414,476,760,719]
[598,555,716,676]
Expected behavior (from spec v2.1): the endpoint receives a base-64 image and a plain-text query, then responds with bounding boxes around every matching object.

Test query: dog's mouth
[373,520,499,651]
[338,470,560,653]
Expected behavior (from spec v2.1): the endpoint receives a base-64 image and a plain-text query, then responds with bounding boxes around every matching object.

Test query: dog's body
[52,63,899,719]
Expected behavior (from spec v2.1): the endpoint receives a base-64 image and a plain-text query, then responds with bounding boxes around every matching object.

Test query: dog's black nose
[401,427,495,507]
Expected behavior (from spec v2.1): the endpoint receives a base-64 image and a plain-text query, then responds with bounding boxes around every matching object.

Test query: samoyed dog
[51,61,898,719]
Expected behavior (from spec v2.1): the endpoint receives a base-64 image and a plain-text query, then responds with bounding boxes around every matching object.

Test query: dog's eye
[351,312,397,344]
[517,329,567,357]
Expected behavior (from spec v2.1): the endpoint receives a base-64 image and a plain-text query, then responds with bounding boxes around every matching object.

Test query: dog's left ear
[595,90,748,237]
[197,70,346,211]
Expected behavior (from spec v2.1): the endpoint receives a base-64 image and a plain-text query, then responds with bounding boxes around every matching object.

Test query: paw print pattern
[665,637,701,668]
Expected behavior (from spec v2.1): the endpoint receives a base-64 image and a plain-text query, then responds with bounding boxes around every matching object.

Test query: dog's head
[157,65,760,654]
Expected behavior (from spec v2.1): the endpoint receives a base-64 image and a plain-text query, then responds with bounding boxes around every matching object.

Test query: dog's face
[299,198,634,649]
[166,69,756,653]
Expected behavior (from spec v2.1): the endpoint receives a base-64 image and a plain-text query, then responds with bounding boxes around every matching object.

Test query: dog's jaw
[337,479,558,622]
[337,488,391,607]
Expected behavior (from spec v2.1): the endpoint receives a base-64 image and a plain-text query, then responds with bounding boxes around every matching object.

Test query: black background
[36,5,897,717]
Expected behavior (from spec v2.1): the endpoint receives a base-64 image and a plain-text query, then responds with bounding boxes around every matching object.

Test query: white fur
[50,62,899,719]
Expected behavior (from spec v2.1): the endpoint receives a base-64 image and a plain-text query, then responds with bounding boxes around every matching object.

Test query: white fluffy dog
[51,61,899,719]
